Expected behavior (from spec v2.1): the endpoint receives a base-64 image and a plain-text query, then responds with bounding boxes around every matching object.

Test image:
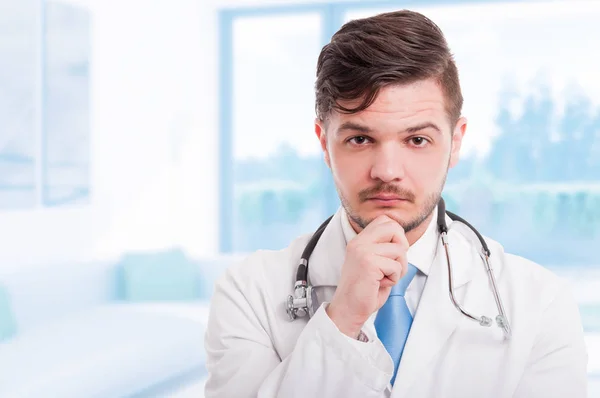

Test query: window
[220,2,600,392]
[0,0,90,209]
[221,0,600,264]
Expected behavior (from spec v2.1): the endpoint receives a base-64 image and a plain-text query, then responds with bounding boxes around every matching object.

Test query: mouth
[367,195,408,204]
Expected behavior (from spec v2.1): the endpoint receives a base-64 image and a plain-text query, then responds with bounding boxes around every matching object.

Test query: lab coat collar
[308,204,472,290]
[340,206,439,277]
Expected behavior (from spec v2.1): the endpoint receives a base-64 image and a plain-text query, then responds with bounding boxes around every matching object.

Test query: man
[204,10,588,397]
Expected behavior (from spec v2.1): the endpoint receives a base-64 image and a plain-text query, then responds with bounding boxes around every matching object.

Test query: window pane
[0,0,38,208]
[232,13,327,252]
[44,1,91,206]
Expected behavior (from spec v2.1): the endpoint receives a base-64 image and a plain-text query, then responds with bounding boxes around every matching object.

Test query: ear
[449,116,467,169]
[315,118,331,168]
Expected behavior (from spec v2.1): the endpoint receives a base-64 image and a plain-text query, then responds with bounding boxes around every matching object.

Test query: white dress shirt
[336,206,439,343]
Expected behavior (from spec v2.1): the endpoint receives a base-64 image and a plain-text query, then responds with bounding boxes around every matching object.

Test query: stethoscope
[286,197,512,340]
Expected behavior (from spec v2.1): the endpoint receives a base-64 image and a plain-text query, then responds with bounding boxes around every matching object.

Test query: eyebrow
[405,122,442,135]
[336,121,373,135]
[336,121,443,136]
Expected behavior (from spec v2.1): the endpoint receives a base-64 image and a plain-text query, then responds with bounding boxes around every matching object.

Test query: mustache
[358,183,416,203]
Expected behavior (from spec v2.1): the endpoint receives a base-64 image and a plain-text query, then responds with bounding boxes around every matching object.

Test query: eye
[409,136,429,147]
[347,136,372,145]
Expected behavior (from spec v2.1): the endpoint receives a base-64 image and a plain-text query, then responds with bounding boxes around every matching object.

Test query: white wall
[89,0,216,259]
[0,0,219,271]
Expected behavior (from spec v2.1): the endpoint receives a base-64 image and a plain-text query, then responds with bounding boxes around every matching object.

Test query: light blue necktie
[374,263,418,386]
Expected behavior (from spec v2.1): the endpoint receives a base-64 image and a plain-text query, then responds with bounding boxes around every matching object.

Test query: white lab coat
[203,207,589,398]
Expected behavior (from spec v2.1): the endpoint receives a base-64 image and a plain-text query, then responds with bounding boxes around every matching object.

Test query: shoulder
[482,234,573,311]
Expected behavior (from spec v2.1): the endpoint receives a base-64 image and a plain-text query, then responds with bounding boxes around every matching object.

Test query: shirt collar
[340,206,439,276]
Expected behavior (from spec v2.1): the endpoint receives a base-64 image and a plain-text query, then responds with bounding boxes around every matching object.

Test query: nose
[370,142,405,182]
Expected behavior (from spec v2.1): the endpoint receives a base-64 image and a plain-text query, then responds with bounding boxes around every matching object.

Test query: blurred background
[0,0,598,396]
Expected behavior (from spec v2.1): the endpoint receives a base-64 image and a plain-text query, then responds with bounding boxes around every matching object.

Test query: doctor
[204,9,588,398]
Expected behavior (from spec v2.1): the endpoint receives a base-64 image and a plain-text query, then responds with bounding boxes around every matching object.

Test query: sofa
[0,248,240,398]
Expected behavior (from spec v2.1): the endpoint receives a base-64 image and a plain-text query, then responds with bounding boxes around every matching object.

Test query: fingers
[362,220,409,248]
[347,214,410,293]
[365,214,393,228]
[372,255,406,286]
[371,242,406,261]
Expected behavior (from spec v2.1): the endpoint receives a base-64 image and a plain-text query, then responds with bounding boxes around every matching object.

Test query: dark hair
[315,10,463,126]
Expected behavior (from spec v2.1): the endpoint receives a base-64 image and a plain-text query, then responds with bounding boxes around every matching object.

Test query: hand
[326,215,409,338]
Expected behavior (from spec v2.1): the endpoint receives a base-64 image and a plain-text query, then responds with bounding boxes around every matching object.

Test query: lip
[369,195,404,201]
[367,196,407,205]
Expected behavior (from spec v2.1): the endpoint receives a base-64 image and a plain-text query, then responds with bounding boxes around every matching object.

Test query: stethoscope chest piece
[286,280,316,321]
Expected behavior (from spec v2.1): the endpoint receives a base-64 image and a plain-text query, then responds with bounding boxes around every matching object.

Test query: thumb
[378,285,393,305]
[379,277,395,289]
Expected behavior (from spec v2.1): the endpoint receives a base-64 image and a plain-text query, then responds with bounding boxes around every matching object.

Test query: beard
[337,173,447,233]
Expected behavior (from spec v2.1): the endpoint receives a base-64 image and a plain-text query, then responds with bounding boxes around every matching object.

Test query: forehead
[331,79,450,130]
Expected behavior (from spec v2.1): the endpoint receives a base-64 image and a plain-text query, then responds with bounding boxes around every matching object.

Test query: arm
[203,268,393,398]
[512,281,589,398]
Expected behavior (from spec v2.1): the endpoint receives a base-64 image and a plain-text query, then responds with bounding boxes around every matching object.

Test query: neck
[348,210,435,246]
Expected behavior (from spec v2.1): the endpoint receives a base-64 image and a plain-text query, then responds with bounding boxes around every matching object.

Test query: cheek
[332,155,361,183]
[408,153,447,186]
[330,150,367,190]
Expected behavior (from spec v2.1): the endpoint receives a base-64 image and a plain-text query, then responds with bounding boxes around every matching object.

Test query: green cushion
[0,284,17,342]
[118,248,201,302]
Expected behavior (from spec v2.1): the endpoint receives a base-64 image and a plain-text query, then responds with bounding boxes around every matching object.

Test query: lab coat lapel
[392,216,475,397]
